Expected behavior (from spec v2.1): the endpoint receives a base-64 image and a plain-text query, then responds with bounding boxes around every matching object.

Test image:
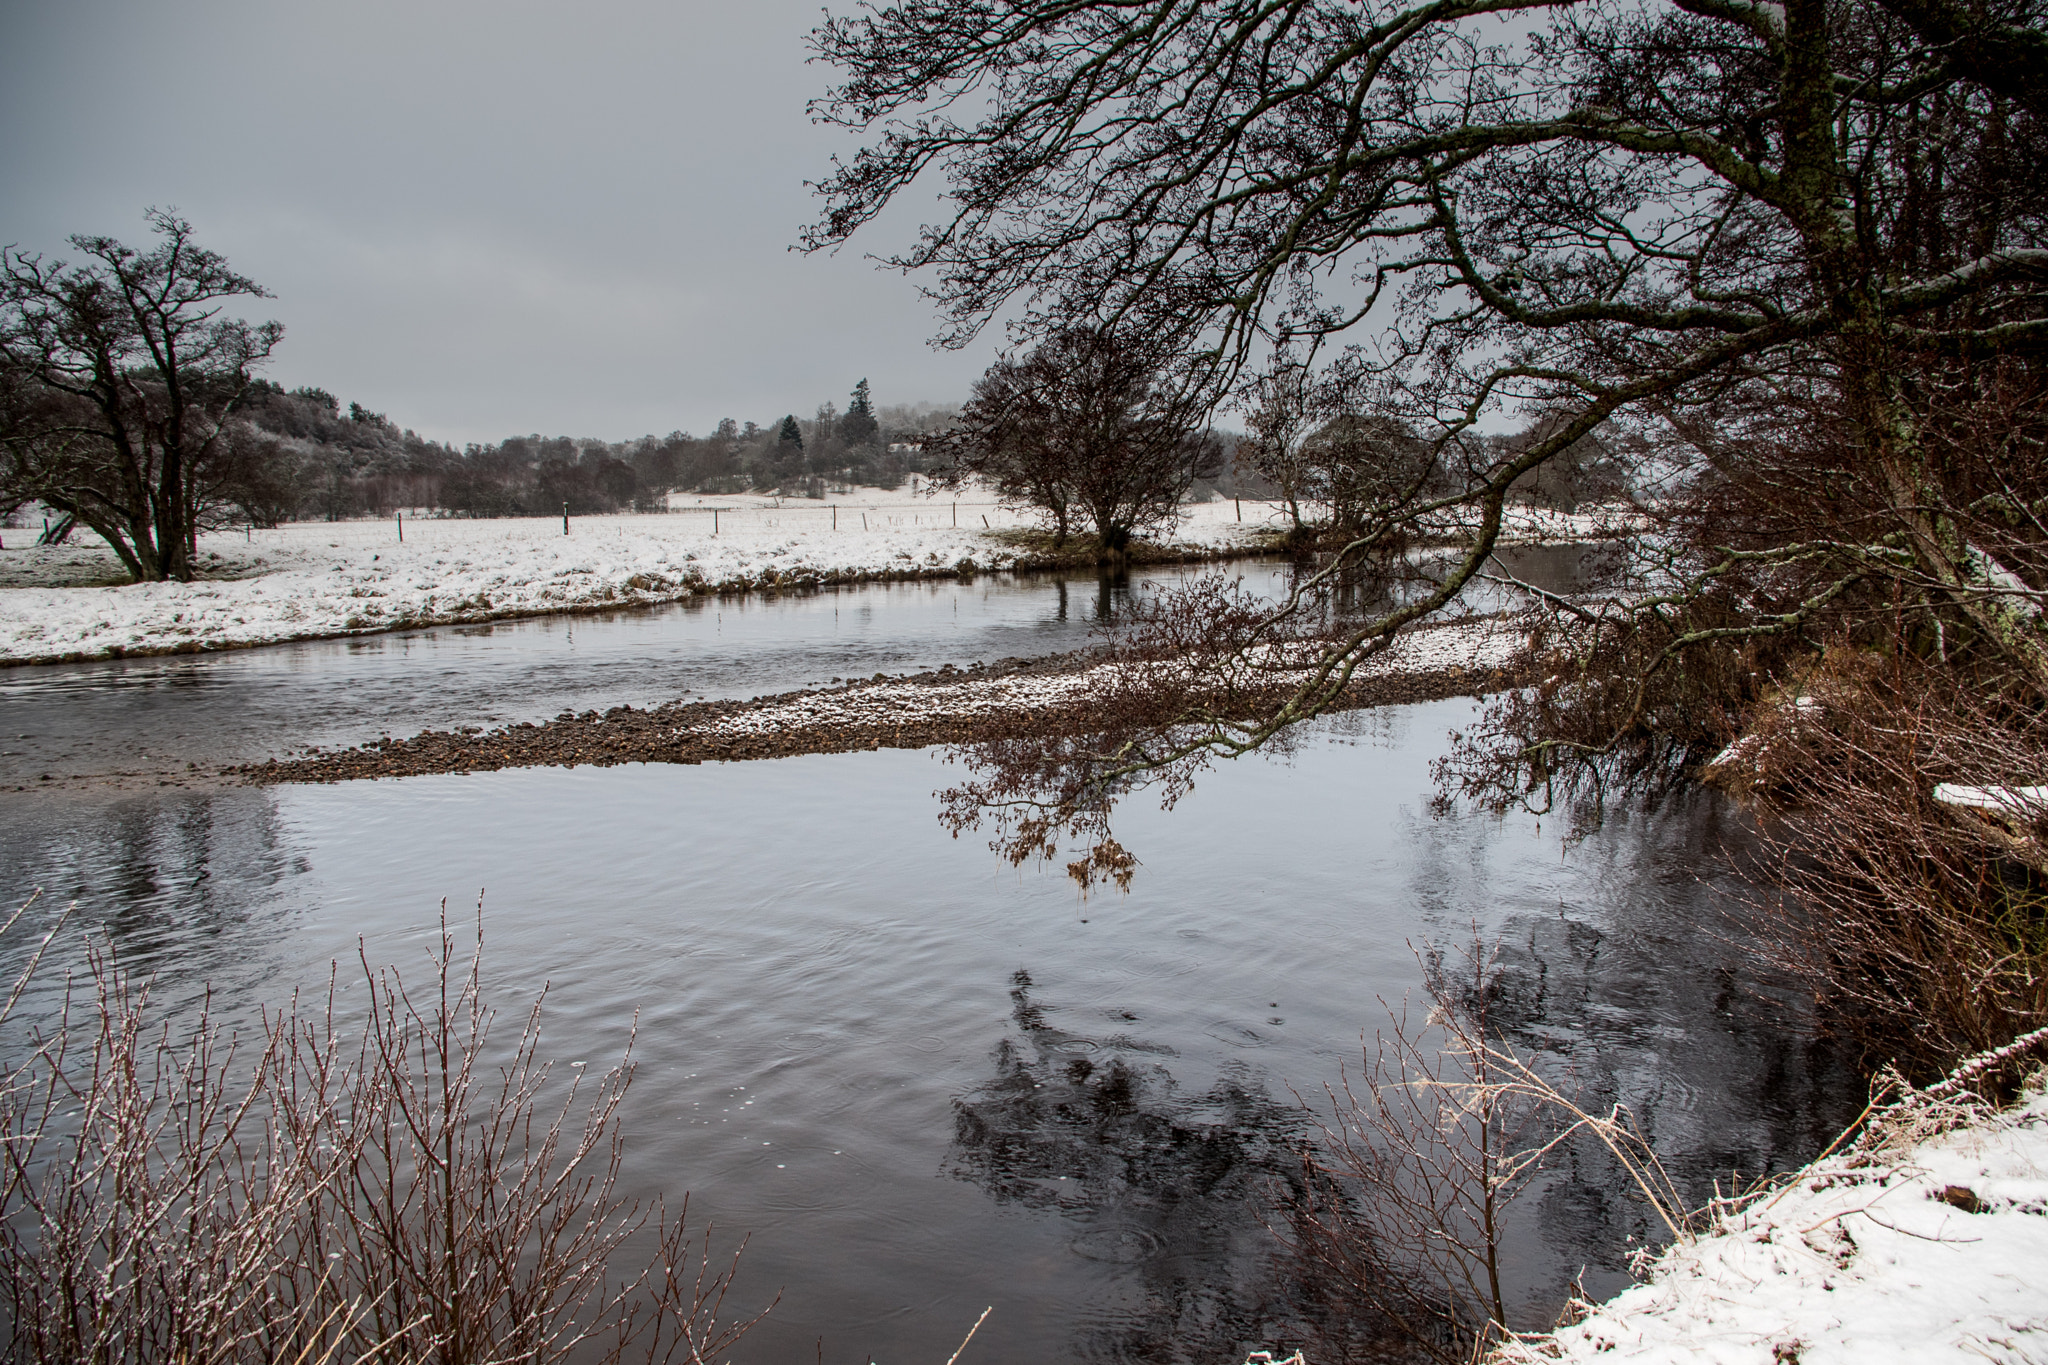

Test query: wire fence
[218,502,1036,552]
[197,496,1278,554]
[657,500,1020,533]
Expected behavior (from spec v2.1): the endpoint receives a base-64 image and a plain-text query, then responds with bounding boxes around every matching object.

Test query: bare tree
[1243,352,1449,547]
[1241,355,1316,538]
[929,344,1080,546]
[811,0,2042,858]
[807,0,2047,737]
[807,0,2048,1088]
[0,210,283,580]
[931,326,1221,558]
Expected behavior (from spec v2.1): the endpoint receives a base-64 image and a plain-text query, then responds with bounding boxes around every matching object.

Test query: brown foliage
[1714,651,2048,1080]
[1429,349,2048,1078]
[937,571,1441,891]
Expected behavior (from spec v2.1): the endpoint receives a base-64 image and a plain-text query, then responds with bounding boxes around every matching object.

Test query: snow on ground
[698,618,1526,739]
[0,500,1234,665]
[1495,1069,2048,1365]
[0,494,1612,666]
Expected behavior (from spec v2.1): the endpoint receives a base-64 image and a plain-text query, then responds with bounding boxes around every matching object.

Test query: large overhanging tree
[1,210,283,582]
[810,0,2042,775]
[808,0,2048,1066]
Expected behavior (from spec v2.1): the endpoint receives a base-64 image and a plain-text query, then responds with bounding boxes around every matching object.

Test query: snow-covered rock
[1933,784,2048,819]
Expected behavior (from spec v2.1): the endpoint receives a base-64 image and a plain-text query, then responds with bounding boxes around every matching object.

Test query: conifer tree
[841,379,880,448]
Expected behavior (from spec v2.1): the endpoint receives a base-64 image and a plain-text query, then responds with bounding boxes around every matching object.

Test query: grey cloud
[0,0,991,443]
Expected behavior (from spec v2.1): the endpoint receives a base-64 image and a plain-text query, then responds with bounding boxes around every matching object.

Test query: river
[0,558,1853,1364]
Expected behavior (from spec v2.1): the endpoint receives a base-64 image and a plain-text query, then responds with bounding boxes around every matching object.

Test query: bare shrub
[1282,945,1684,1365]
[1710,650,2048,1081]
[0,897,768,1365]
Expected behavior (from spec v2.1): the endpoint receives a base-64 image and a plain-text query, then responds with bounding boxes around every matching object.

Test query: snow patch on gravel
[695,619,1524,739]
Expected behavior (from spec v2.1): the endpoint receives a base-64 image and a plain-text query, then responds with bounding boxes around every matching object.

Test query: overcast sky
[0,0,997,445]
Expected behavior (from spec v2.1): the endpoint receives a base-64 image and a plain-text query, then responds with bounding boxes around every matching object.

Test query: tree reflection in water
[1407,790,1861,1317]
[0,788,311,1021]
[947,969,1421,1364]
[944,786,1862,1362]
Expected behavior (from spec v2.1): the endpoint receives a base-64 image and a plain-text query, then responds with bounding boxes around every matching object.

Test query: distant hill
[231,381,956,522]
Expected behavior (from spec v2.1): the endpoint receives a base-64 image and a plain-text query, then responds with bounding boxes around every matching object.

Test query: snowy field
[0,494,1611,666]
[0,497,1212,665]
[1498,1065,2048,1365]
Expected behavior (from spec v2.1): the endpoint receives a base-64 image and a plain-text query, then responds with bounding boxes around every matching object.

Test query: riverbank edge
[0,533,1291,670]
[236,640,1535,785]
[1490,1038,2048,1364]
[0,511,1630,669]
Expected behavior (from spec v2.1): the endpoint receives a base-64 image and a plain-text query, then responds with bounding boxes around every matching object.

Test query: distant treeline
[233,378,958,522]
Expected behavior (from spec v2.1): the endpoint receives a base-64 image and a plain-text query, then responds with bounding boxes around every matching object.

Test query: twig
[944,1306,994,1365]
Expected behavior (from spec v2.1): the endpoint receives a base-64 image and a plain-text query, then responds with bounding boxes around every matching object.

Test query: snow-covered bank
[0,502,1258,666]
[0,497,1623,667]
[1496,1061,2048,1365]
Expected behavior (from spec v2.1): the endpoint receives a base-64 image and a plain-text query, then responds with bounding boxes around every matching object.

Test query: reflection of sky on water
[0,558,1851,1364]
[0,711,1855,1365]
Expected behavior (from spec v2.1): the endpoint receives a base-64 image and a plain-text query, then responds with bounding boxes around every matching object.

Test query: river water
[0,558,1852,1364]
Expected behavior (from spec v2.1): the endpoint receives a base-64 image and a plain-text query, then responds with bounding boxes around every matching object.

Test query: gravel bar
[240,643,1530,785]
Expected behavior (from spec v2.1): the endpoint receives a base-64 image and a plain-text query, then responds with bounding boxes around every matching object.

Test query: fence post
[563,502,570,535]
[1235,497,1242,522]
[953,501,958,527]
[397,511,403,543]
[833,505,838,530]
[713,508,719,535]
